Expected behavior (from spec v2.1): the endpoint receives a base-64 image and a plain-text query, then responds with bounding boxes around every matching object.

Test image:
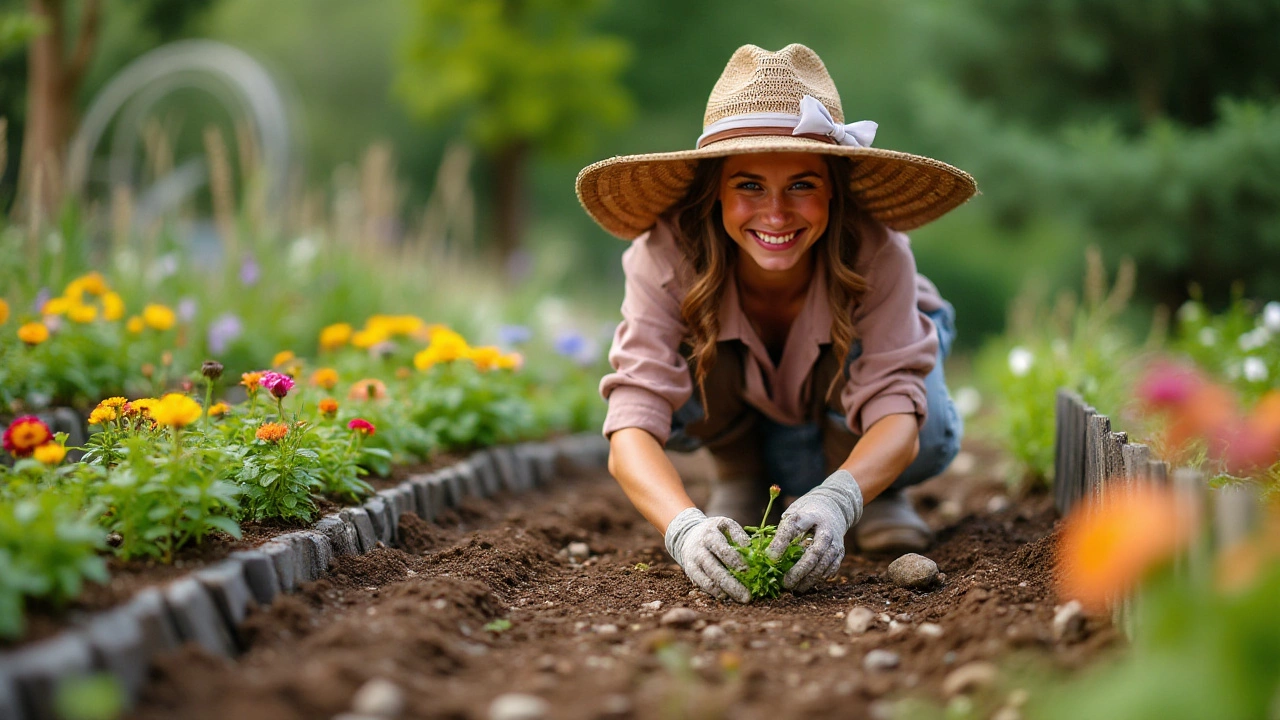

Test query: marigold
[101,292,125,321]
[311,367,339,390]
[241,371,265,395]
[272,350,296,367]
[142,304,176,331]
[318,398,339,417]
[466,346,503,371]
[67,272,109,298]
[99,396,127,408]
[129,398,159,417]
[351,328,389,349]
[18,322,50,346]
[256,422,289,443]
[0,298,8,325]
[126,316,144,334]
[3,416,52,457]
[88,406,118,425]
[495,352,523,371]
[150,393,203,428]
[33,442,66,466]
[347,378,388,401]
[319,323,353,351]
[42,297,71,316]
[1057,484,1199,612]
[208,402,231,418]
[67,303,98,323]
[347,418,375,436]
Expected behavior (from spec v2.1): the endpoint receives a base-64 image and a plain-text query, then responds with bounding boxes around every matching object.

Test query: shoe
[854,491,934,554]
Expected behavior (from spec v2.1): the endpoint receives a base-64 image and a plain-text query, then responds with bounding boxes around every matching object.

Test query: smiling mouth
[748,229,802,250]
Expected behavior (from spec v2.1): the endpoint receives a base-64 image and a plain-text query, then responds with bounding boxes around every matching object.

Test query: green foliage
[1168,291,1279,404]
[0,492,108,639]
[408,362,536,451]
[730,487,805,601]
[0,10,44,57]
[54,674,126,720]
[233,422,323,524]
[483,618,512,632]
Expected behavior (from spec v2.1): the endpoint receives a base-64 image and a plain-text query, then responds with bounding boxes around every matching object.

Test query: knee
[917,401,962,477]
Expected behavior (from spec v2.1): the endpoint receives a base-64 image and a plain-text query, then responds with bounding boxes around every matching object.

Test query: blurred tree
[396,0,632,257]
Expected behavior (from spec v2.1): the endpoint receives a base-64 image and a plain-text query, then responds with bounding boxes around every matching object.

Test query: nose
[759,190,794,227]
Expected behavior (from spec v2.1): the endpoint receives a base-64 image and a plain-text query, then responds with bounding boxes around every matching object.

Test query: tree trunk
[491,141,528,260]
[15,0,100,219]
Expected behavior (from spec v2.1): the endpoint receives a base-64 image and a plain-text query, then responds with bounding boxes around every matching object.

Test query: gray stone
[194,560,253,647]
[659,608,699,628]
[566,542,590,562]
[315,515,358,558]
[376,489,405,542]
[942,661,998,697]
[351,677,406,717]
[279,531,332,582]
[640,600,663,612]
[918,623,945,638]
[886,553,939,589]
[438,467,470,505]
[4,631,94,720]
[863,649,900,672]
[304,532,335,578]
[844,606,876,635]
[408,475,435,522]
[364,497,392,546]
[526,443,557,487]
[120,588,181,658]
[259,540,299,592]
[489,692,550,720]
[341,507,377,553]
[85,606,148,704]
[1052,600,1086,643]
[165,577,237,656]
[230,549,281,606]
[467,455,500,497]
[395,482,419,519]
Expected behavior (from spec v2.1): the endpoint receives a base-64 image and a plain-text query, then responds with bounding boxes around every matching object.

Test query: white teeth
[754,231,796,245]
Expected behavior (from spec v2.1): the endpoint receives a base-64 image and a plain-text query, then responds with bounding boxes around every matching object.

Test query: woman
[576,44,976,603]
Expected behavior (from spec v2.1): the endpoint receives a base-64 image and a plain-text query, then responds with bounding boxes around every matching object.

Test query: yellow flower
[495,352,523,371]
[33,442,66,466]
[126,398,158,417]
[142,304,176,331]
[465,346,503,371]
[67,303,98,324]
[311,367,339,390]
[241,371,264,396]
[42,297,71,316]
[99,396,127,408]
[101,292,125,321]
[126,316,144,334]
[67,272,109,298]
[255,422,289,443]
[351,328,389,349]
[207,402,230,418]
[18,322,50,346]
[428,327,469,359]
[272,350,296,367]
[0,298,8,325]
[319,323,353,351]
[318,398,339,417]
[88,406,118,425]
[413,346,440,371]
[150,393,203,428]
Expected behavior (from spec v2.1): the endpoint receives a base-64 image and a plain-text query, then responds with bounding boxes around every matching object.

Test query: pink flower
[259,371,296,399]
[1136,362,1205,409]
[348,418,376,436]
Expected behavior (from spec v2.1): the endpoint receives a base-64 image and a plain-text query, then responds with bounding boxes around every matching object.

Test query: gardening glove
[766,469,863,592]
[664,507,753,604]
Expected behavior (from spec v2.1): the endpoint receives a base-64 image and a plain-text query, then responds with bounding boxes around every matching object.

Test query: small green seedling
[729,485,807,600]
[483,618,512,633]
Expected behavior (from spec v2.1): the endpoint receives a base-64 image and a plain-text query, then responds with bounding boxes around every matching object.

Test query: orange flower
[319,323,353,351]
[129,398,159,417]
[1057,484,1199,612]
[3,416,52,457]
[88,406,117,425]
[347,378,387,401]
[466,346,503,371]
[241,371,265,396]
[0,298,9,325]
[311,367,339,390]
[318,398,339,417]
[256,422,289,443]
[99,396,128,409]
[272,350,296,367]
[33,442,66,466]
[207,402,231,418]
[18,322,50,346]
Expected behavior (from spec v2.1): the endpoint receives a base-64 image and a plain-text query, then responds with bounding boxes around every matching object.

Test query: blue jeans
[667,302,962,498]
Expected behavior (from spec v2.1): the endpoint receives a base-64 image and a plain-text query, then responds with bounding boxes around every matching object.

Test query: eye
[733,181,763,191]
[790,181,815,190]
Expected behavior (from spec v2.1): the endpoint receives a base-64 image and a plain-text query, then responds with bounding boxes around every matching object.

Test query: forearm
[838,413,919,503]
[608,427,696,534]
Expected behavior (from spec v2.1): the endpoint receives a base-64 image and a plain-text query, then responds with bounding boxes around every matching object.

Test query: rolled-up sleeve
[599,223,692,444]
[840,230,938,435]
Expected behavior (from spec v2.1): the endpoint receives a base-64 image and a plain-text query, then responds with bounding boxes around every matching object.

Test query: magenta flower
[259,371,296,399]
[1136,362,1204,409]
[347,418,376,436]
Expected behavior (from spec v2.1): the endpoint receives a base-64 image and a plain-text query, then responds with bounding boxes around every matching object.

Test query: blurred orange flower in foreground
[1057,484,1199,612]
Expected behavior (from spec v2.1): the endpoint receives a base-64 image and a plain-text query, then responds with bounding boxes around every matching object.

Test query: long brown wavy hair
[670,154,870,409]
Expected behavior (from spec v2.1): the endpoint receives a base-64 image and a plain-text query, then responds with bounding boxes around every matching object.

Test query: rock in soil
[942,661,999,697]
[887,553,940,589]
[660,608,699,628]
[863,649,900,672]
[1052,600,1087,643]
[844,606,876,634]
[567,542,590,561]
[640,600,663,611]
[351,677,405,718]
[918,622,944,638]
[490,692,550,720]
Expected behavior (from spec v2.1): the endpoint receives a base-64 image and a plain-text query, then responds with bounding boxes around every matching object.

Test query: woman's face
[718,152,832,276]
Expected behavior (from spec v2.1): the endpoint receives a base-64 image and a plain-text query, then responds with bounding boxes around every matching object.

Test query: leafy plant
[408,362,535,450]
[234,421,324,523]
[730,485,806,601]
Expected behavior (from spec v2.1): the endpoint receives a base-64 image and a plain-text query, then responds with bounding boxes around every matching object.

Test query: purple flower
[498,324,532,347]
[178,297,198,322]
[259,371,295,399]
[554,330,600,368]
[33,288,50,314]
[207,313,243,355]
[240,255,260,286]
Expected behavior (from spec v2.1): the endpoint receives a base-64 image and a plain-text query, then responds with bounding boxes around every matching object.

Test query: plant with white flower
[1008,346,1034,377]
[1242,357,1269,383]
[1238,327,1272,352]
[1198,327,1219,347]
[953,386,982,420]
[1264,302,1280,334]
[1176,301,1204,324]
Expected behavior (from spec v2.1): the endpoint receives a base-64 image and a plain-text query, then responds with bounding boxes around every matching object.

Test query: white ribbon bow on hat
[793,95,877,148]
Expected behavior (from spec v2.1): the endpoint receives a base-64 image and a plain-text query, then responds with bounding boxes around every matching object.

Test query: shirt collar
[716,261,832,346]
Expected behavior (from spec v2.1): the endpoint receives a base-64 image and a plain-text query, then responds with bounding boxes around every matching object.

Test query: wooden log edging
[0,434,610,720]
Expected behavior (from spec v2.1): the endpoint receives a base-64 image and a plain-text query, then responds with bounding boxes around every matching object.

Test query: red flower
[3,416,53,457]
[347,418,375,436]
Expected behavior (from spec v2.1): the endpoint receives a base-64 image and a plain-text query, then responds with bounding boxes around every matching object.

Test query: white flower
[1264,302,1280,334]
[1238,327,1271,352]
[953,386,981,419]
[1243,357,1269,383]
[1177,301,1203,324]
[1198,327,1218,347]
[1008,347,1034,377]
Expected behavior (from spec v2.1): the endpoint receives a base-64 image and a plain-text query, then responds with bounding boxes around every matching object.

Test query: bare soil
[129,441,1117,720]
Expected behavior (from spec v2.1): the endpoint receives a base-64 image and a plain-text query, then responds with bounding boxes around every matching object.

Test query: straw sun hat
[575,43,977,240]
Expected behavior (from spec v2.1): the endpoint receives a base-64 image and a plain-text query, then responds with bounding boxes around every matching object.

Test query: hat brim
[575,134,977,240]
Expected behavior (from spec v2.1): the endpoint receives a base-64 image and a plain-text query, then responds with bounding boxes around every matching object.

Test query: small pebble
[490,693,550,720]
[888,620,906,636]
[567,542,590,561]
[640,600,663,611]
[352,678,405,718]
[594,624,619,635]
[942,661,999,697]
[987,495,1012,513]
[938,500,964,523]
[1052,600,1087,643]
[887,553,940,589]
[827,644,848,658]
[918,622,944,638]
[844,606,876,634]
[863,649,900,672]
[660,608,700,628]
[701,624,726,642]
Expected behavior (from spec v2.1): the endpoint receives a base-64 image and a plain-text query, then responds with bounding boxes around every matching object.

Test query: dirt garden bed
[128,440,1118,720]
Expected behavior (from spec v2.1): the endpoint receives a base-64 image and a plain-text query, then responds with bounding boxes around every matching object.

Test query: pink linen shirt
[600,214,941,445]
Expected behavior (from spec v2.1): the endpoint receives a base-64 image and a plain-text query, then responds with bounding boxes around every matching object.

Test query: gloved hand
[664,507,753,603]
[766,469,864,592]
